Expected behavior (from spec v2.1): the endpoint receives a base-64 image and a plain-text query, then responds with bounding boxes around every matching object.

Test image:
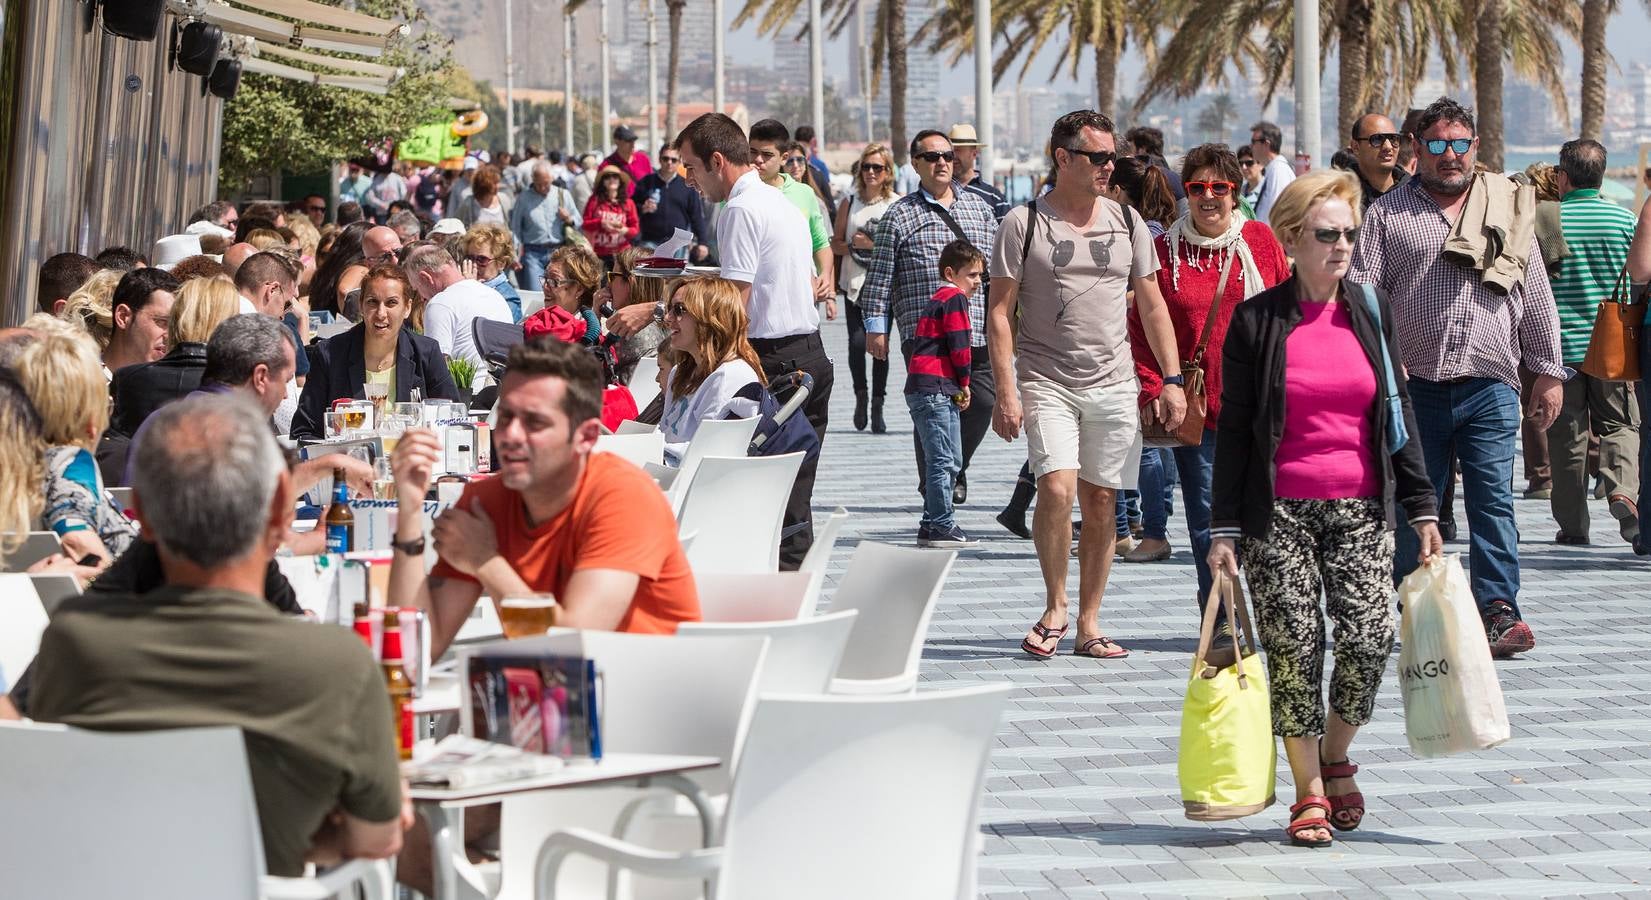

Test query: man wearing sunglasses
[1351,96,1566,659]
[1347,113,1409,211]
[632,143,709,262]
[861,129,1000,505]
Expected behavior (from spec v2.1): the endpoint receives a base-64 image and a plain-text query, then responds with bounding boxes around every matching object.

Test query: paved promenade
[808,317,1651,899]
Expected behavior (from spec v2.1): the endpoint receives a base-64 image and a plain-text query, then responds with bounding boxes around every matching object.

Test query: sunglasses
[465,254,494,267]
[1186,181,1237,198]
[1422,137,1474,156]
[1063,147,1116,167]
[1238,159,1256,167]
[665,301,690,318]
[1312,227,1360,245]
[660,156,680,164]
[1360,132,1403,148]
[913,150,955,164]
[785,156,809,166]
[860,162,888,174]
[306,204,326,213]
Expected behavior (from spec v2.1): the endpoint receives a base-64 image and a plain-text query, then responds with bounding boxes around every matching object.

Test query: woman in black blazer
[290,265,459,442]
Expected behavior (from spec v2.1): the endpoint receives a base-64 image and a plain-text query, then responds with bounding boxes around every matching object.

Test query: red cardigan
[583,195,640,257]
[1129,219,1290,425]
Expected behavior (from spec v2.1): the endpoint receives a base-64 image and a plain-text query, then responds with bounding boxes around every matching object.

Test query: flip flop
[1072,636,1129,659]
[1019,621,1067,659]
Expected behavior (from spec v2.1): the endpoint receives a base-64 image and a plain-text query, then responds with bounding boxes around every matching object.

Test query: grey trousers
[1547,374,1640,537]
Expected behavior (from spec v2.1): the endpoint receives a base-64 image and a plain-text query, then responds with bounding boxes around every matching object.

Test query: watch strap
[391,535,426,556]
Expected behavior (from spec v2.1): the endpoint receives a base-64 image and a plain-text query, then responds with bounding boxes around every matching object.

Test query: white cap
[185,219,234,240]
[151,233,203,271]
[462,156,480,172]
[429,218,466,236]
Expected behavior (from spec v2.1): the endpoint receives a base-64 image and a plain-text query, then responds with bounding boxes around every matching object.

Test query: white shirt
[1255,156,1296,226]
[423,279,514,368]
[718,170,819,339]
[660,358,763,465]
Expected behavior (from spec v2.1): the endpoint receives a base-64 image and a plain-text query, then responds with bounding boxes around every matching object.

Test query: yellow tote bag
[1178,574,1277,820]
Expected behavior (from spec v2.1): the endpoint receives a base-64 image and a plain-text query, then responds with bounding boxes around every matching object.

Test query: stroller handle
[748,369,813,452]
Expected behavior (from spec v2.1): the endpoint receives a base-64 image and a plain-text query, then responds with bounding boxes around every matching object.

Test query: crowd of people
[3,92,1649,871]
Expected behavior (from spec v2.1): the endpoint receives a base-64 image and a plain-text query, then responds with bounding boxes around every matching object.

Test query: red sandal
[1019,621,1067,659]
[1321,758,1365,831]
[1286,796,1333,848]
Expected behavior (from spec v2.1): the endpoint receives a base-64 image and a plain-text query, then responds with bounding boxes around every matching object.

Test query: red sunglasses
[1186,181,1237,198]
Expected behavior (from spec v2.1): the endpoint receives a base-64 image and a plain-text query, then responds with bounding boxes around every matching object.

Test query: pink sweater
[1274,300,1380,500]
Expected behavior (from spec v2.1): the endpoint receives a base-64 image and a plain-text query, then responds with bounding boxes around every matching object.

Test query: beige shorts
[1021,376,1142,489]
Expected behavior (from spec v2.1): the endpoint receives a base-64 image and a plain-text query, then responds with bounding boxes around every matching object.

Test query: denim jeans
[1169,430,1219,604]
[518,243,553,293]
[1135,447,1179,541]
[907,392,962,531]
[1395,377,1523,617]
[1114,490,1141,537]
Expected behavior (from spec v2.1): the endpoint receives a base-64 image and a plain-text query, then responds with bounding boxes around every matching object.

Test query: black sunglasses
[913,150,955,164]
[1359,132,1402,148]
[665,301,690,318]
[1312,227,1360,245]
[1063,147,1116,167]
[860,162,888,174]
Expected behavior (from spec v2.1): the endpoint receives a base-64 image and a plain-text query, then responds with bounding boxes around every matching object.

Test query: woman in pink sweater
[1207,170,1441,849]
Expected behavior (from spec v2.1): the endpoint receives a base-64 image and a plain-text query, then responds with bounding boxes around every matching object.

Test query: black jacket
[109,342,208,438]
[290,324,459,442]
[1210,275,1437,540]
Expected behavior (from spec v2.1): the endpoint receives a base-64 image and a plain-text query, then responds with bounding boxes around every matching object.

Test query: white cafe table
[409,751,720,900]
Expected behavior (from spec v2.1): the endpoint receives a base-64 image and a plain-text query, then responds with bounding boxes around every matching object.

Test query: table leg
[414,801,491,900]
[640,772,718,846]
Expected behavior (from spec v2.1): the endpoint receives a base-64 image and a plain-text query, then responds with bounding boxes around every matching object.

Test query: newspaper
[404,735,565,788]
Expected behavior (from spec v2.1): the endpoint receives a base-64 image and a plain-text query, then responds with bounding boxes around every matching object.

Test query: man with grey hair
[26,394,410,876]
[401,242,512,368]
[508,160,581,291]
[386,210,423,247]
[203,313,297,418]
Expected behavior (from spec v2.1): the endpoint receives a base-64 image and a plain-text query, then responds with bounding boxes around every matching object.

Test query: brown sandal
[1287,796,1333,848]
[1020,621,1067,659]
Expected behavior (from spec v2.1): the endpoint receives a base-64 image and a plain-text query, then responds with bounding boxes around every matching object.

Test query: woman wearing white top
[831,143,897,433]
[659,278,767,465]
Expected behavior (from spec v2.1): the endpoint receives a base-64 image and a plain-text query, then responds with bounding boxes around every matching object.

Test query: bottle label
[326,523,351,555]
[396,697,414,759]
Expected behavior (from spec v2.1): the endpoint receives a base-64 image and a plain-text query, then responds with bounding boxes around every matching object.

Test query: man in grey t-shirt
[987,110,1187,661]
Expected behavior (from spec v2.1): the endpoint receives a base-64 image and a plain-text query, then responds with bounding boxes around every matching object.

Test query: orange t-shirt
[429,453,700,634]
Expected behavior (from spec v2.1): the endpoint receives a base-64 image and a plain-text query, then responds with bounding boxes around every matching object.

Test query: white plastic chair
[1,531,63,572]
[677,453,804,574]
[0,573,49,683]
[614,418,658,435]
[533,685,1012,900]
[693,571,821,623]
[678,610,858,694]
[27,572,82,617]
[666,417,760,513]
[0,721,392,900]
[593,431,667,468]
[826,542,956,694]
[628,356,662,411]
[798,506,849,579]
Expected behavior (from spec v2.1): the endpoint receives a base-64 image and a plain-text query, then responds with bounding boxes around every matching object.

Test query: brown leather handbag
[1143,249,1234,448]
[1579,265,1644,382]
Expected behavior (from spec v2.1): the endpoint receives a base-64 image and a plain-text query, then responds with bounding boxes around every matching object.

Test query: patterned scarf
[1165,210,1265,300]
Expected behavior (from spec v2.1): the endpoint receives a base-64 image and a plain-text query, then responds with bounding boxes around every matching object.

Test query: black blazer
[290,324,459,442]
[1210,275,1437,540]
[109,342,208,438]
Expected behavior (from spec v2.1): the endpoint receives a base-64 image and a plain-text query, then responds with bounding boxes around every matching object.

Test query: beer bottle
[381,609,414,761]
[352,601,373,653]
[325,468,354,554]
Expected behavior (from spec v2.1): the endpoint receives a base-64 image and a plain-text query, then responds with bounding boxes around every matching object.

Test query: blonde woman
[831,143,897,432]
[109,274,239,438]
[458,222,523,322]
[58,269,124,352]
[14,330,137,563]
[0,367,46,569]
[659,278,766,464]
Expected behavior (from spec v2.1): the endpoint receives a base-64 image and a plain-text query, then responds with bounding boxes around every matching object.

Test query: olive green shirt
[28,585,402,876]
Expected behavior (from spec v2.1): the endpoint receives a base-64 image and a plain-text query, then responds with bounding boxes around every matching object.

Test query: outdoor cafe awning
[169,0,409,57]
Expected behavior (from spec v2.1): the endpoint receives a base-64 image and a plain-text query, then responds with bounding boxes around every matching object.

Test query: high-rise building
[847,0,943,132]
[1630,63,1651,136]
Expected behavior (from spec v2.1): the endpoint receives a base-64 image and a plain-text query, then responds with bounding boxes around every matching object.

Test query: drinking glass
[363,381,390,418]
[325,411,349,439]
[499,596,558,639]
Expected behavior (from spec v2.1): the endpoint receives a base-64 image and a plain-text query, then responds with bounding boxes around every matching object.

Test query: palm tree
[663,0,685,142]
[1578,0,1651,142]
[1454,0,1578,171]
[1195,93,1238,143]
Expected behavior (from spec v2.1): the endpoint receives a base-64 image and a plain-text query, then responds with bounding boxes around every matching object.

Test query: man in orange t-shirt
[386,338,698,658]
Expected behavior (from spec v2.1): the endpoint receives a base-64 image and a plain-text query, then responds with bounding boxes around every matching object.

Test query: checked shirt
[859,186,997,347]
[1350,178,1567,390]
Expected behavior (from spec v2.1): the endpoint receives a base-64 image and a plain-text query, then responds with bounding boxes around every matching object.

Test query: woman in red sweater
[582,165,640,267]
[1126,143,1290,599]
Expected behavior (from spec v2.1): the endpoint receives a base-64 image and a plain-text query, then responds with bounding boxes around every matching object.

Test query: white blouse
[660,358,763,465]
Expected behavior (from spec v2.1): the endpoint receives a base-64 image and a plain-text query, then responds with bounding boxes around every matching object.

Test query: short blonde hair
[287,216,321,258]
[1267,168,1364,247]
[245,228,286,251]
[459,222,516,269]
[14,329,109,448]
[58,268,124,351]
[169,275,239,346]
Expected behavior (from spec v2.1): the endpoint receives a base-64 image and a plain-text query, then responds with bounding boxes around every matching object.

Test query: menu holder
[464,653,602,760]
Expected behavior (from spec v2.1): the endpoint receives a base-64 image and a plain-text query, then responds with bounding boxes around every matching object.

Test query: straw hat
[595,164,633,192]
[151,233,203,271]
[947,123,984,148]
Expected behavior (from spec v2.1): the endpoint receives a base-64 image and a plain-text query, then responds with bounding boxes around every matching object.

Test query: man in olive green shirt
[27,394,408,876]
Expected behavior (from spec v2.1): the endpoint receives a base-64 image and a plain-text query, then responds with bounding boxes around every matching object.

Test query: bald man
[221,242,257,277]
[363,226,403,268]
[1349,113,1409,210]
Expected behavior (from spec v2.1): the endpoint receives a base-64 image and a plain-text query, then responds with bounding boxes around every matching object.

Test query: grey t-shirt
[991,197,1159,389]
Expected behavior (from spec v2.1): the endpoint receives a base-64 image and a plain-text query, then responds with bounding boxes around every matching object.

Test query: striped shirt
[859,187,998,347]
[1549,189,1635,364]
[904,286,973,396]
[1349,178,1567,389]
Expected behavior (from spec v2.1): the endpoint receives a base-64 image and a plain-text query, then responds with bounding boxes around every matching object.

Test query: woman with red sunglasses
[1125,144,1291,595]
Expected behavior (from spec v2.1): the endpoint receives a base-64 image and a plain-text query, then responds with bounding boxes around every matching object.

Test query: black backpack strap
[1020,198,1038,267]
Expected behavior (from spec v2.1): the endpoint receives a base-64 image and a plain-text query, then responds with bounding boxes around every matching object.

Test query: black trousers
[751,330,835,569]
[903,342,996,490]
[844,297,889,401]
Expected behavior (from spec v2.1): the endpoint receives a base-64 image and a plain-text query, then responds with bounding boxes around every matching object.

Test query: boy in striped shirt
[908,240,982,547]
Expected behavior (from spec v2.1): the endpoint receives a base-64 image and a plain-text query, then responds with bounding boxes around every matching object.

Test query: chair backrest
[519,289,547,318]
[613,418,657,435]
[27,573,82,617]
[678,416,757,471]
[798,506,849,580]
[676,453,803,574]
[626,356,662,411]
[692,571,819,623]
[0,721,266,899]
[0,574,49,681]
[2,531,63,572]
[105,486,133,511]
[591,431,666,469]
[677,611,857,694]
[716,686,1010,900]
[828,542,956,687]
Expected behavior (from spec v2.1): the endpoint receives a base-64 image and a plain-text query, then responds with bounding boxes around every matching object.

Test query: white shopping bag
[1396,554,1511,757]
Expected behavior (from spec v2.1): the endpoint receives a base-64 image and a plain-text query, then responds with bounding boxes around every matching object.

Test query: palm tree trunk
[1095,26,1119,118]
[888,0,908,164]
[1580,0,1608,141]
[1337,0,1373,144]
[1475,0,1505,171]
[664,0,683,143]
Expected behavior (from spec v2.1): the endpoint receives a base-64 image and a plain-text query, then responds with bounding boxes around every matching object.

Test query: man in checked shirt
[1351,97,1566,659]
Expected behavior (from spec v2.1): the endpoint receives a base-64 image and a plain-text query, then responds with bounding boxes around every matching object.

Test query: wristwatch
[1161,374,1186,386]
[391,535,426,556]
[652,301,666,325]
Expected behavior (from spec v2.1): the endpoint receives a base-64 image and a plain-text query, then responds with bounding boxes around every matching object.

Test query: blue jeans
[518,243,553,293]
[1114,490,1141,537]
[1136,448,1179,541]
[907,392,962,531]
[1166,430,1219,603]
[1395,377,1522,617]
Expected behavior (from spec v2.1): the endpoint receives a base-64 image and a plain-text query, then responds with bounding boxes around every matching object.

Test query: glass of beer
[499,596,558,639]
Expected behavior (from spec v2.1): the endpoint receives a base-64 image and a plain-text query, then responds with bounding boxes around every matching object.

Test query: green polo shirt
[28,585,403,876]
[1549,188,1636,365]
[777,173,831,256]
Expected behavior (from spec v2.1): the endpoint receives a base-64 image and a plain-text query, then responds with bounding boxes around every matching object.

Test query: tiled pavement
[806,317,1651,899]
